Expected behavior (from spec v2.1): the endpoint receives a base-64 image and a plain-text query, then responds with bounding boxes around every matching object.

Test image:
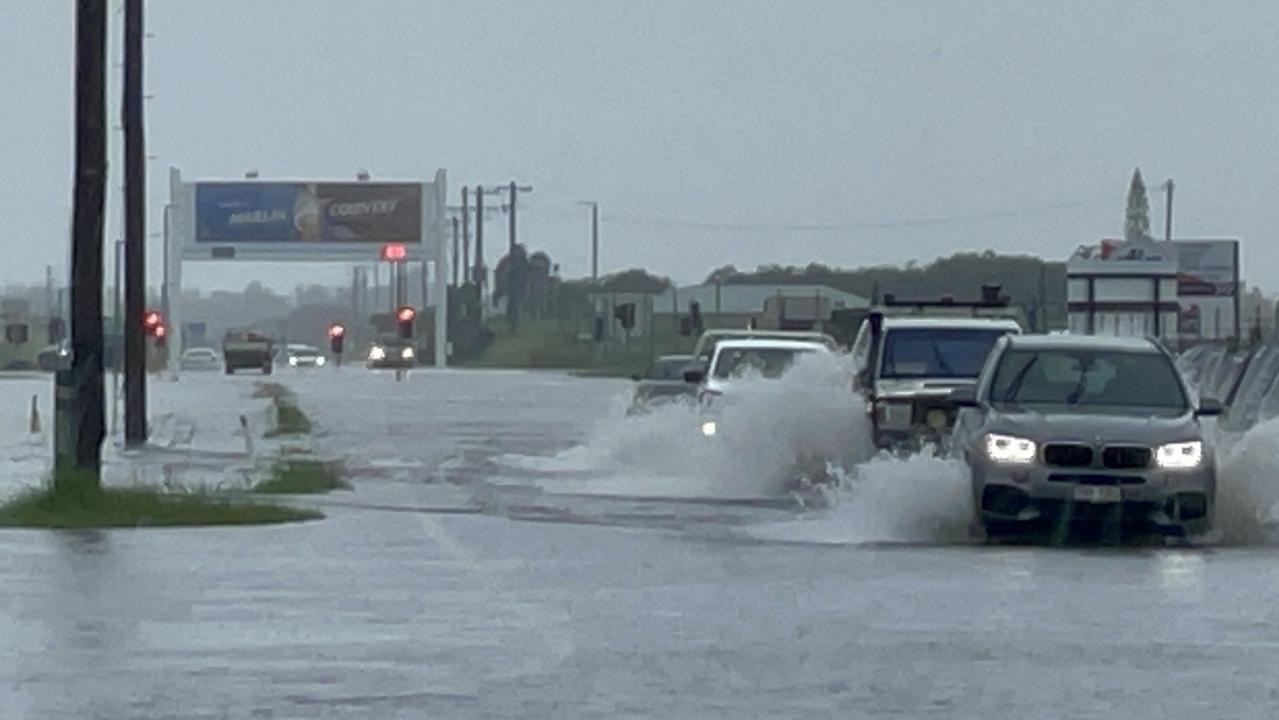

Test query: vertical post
[1163,179,1174,244]
[166,166,185,375]
[451,217,460,287]
[111,239,123,436]
[506,180,518,330]
[123,0,147,447]
[57,0,108,487]
[1151,276,1161,338]
[461,186,470,285]
[591,201,599,283]
[160,203,171,345]
[474,186,485,288]
[432,170,449,368]
[1233,240,1242,341]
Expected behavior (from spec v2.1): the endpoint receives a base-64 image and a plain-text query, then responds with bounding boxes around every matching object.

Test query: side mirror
[1195,397,1224,417]
[683,368,706,384]
[949,387,979,407]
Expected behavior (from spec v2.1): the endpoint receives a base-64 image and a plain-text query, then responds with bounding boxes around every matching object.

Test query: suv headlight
[402,347,415,359]
[1155,441,1203,469]
[700,419,718,437]
[985,433,1037,464]
[369,346,386,361]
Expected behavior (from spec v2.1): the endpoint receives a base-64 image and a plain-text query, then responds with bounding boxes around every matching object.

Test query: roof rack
[881,284,1010,309]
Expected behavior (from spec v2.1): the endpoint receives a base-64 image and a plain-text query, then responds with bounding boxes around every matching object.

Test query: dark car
[629,354,696,414]
[951,334,1222,539]
[367,338,417,369]
[222,330,274,375]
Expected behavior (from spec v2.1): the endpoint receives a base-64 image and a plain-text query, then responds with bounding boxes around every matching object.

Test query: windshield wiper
[1066,360,1094,405]
[930,342,955,376]
[1002,355,1038,403]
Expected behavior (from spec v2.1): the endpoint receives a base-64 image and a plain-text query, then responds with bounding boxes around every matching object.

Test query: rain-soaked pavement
[4,366,1279,718]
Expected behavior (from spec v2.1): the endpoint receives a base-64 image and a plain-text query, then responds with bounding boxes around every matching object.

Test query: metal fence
[1178,343,1279,432]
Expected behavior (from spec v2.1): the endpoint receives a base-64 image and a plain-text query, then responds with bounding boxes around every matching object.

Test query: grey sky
[4,1,1278,292]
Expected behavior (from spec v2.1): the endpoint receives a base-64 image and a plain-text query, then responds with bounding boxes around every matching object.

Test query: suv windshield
[713,347,814,379]
[990,348,1188,414]
[880,328,1008,379]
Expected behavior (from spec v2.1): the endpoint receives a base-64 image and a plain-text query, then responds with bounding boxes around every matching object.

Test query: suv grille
[1102,446,1151,470]
[1043,444,1093,467]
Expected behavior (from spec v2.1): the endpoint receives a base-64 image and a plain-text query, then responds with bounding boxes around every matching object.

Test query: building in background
[1066,238,1241,344]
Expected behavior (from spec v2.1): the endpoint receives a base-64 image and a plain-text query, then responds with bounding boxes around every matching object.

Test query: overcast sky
[3,1,1279,293]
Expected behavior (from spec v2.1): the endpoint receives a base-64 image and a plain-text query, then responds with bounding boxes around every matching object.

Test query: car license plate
[1074,486,1122,503]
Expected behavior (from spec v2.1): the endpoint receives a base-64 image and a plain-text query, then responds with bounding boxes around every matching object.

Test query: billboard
[195,182,422,245]
[1176,239,1240,340]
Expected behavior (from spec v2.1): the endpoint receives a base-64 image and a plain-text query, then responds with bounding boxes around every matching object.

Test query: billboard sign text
[196,182,422,245]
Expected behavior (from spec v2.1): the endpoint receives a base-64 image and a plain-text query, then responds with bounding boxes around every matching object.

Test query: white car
[686,338,834,437]
[179,347,222,371]
[281,343,327,368]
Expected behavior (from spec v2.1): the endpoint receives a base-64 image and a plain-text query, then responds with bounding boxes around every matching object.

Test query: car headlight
[402,347,415,359]
[700,419,718,437]
[1155,441,1203,469]
[369,346,386,361]
[985,433,1037,464]
[288,356,298,366]
[316,356,326,367]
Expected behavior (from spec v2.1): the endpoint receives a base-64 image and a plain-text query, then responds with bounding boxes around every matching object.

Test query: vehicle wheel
[225,365,234,375]
[262,362,273,375]
[981,519,1026,541]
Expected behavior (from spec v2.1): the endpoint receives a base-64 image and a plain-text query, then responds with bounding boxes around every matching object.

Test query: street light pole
[1162,179,1175,244]
[578,201,599,283]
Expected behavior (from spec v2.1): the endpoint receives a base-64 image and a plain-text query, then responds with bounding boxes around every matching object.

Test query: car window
[712,347,813,379]
[990,348,1188,413]
[880,328,1010,378]
[648,358,690,380]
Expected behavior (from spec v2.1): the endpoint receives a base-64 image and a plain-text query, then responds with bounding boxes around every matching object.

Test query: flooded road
[3,368,1279,718]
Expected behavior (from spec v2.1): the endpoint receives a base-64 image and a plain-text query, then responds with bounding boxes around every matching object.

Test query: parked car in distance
[179,347,222,371]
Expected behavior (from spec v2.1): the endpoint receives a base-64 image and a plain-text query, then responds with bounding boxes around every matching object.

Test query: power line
[575,198,1107,234]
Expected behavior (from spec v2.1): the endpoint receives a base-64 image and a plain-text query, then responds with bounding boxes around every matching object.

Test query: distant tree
[1125,167,1151,243]
[599,268,671,294]
[703,264,740,285]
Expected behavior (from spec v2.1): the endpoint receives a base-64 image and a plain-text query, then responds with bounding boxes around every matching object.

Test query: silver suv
[950,334,1222,539]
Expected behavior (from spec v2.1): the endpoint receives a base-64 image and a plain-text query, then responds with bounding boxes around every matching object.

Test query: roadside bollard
[29,394,40,435]
[239,414,254,457]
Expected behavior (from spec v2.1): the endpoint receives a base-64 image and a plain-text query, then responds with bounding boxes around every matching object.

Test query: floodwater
[3,363,1279,718]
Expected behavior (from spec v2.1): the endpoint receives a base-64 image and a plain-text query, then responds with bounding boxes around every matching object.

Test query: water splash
[1214,417,1279,545]
[494,353,872,499]
[745,453,977,545]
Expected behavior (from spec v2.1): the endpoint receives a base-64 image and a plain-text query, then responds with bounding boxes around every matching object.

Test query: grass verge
[266,398,313,437]
[0,484,320,529]
[253,458,349,494]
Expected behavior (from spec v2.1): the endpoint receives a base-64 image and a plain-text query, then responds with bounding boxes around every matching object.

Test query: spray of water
[1213,417,1279,545]
[496,352,873,498]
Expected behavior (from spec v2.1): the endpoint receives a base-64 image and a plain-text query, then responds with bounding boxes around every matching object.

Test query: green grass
[0,484,320,529]
[253,458,349,494]
[265,398,313,437]
[461,319,693,376]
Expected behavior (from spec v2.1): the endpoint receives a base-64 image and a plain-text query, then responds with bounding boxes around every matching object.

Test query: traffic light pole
[123,0,148,447]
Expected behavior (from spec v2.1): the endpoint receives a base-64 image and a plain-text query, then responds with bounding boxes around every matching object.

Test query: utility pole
[451,216,460,287]
[474,186,485,288]
[57,0,108,489]
[1163,179,1174,244]
[123,0,147,447]
[460,186,470,286]
[112,239,123,436]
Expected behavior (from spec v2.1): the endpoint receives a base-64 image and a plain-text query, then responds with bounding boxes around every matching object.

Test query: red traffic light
[396,306,416,323]
[327,323,346,338]
[142,310,163,329]
[153,324,167,338]
[381,244,407,262]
